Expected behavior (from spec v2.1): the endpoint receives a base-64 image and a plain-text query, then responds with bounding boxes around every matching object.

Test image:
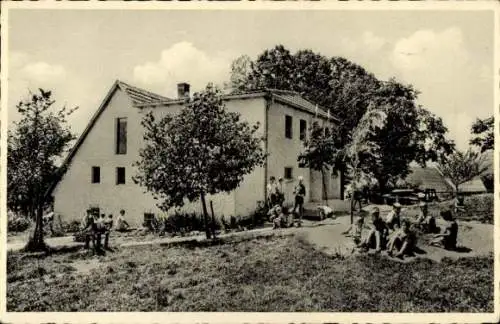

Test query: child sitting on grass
[385,203,402,233]
[271,206,287,229]
[357,207,386,253]
[387,219,415,258]
[430,209,458,250]
[342,211,366,245]
[416,201,438,234]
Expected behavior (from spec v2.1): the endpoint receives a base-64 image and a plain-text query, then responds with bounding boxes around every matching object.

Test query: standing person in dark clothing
[350,185,364,212]
[277,177,285,207]
[94,214,106,250]
[103,214,113,249]
[293,176,306,227]
[267,176,279,208]
[81,209,95,250]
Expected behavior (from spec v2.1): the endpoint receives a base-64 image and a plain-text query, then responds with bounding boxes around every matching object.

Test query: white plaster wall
[310,169,341,202]
[53,88,150,226]
[225,98,266,218]
[53,88,336,226]
[267,100,341,206]
[267,101,312,207]
[54,91,267,227]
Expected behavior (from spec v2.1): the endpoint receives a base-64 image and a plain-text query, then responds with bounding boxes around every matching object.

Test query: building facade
[51,81,341,227]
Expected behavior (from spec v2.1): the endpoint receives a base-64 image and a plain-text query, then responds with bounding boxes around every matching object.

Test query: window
[91,166,100,184]
[116,117,127,155]
[284,167,293,180]
[116,167,126,185]
[300,119,307,141]
[285,115,293,139]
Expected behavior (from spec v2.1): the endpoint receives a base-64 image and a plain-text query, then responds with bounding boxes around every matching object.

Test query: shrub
[8,215,31,233]
[162,212,207,235]
[252,200,268,226]
[461,194,493,224]
[63,220,81,234]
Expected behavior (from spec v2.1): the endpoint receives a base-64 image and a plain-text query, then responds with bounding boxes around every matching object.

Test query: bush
[63,220,81,234]
[8,215,31,233]
[162,212,207,235]
[461,194,493,224]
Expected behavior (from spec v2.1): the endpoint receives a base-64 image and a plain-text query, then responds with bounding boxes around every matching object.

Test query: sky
[7,9,495,151]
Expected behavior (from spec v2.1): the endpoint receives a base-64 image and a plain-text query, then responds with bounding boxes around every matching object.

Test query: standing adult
[293,176,306,227]
[267,176,278,208]
[80,209,95,250]
[277,177,285,207]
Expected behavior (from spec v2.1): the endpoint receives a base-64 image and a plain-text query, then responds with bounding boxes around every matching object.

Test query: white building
[49,80,342,226]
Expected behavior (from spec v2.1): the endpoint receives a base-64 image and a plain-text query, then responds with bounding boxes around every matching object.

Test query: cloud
[20,62,66,84]
[362,31,386,52]
[8,52,87,134]
[133,42,234,97]
[391,27,468,73]
[390,27,493,151]
[336,31,394,81]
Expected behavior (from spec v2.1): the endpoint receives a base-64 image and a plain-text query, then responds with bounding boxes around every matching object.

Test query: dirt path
[299,216,494,262]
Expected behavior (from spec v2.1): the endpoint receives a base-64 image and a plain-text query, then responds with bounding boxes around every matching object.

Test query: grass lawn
[7,233,493,312]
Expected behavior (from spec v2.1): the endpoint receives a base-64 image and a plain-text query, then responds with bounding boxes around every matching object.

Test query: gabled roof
[405,165,454,192]
[458,177,487,193]
[117,81,172,104]
[135,87,337,122]
[46,79,172,197]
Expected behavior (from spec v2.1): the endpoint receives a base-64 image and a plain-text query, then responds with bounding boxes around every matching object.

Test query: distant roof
[479,149,494,174]
[405,166,454,192]
[458,177,487,193]
[117,81,172,104]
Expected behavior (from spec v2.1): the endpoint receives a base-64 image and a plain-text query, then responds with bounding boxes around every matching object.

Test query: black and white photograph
[1,1,498,322]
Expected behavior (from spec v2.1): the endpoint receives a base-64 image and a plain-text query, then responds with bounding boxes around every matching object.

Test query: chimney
[177,83,190,99]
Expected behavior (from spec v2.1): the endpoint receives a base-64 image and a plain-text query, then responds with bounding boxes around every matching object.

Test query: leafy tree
[344,107,388,223]
[246,45,296,90]
[298,121,338,205]
[8,89,77,251]
[326,57,381,195]
[230,45,455,195]
[134,84,266,239]
[231,46,379,197]
[368,80,455,192]
[228,54,254,92]
[436,149,489,194]
[470,116,494,153]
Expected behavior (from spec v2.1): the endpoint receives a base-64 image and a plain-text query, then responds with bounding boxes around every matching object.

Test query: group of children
[343,200,459,259]
[79,209,130,250]
[267,175,307,229]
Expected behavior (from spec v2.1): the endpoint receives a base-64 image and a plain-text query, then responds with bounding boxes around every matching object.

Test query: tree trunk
[210,200,217,239]
[378,177,388,196]
[339,164,345,200]
[350,197,354,225]
[200,192,211,239]
[24,203,47,252]
[321,168,328,207]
